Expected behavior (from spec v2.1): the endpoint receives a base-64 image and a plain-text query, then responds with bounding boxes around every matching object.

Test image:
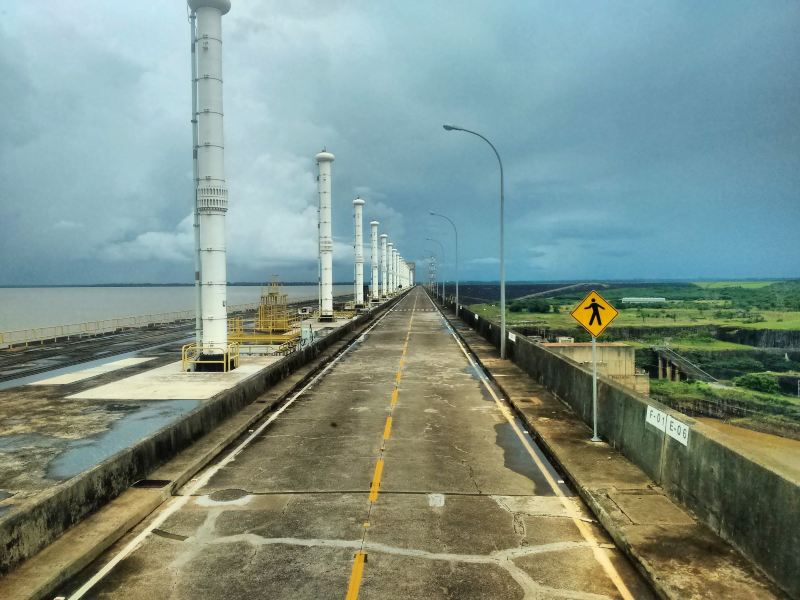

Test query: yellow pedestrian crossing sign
[571,290,619,338]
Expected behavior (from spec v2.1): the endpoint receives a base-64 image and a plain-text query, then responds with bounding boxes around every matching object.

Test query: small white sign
[645,405,667,432]
[474,314,479,322]
[666,415,690,446]
[508,332,516,342]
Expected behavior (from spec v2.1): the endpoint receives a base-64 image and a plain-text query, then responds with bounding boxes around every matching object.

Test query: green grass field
[693,281,777,289]
[470,304,800,331]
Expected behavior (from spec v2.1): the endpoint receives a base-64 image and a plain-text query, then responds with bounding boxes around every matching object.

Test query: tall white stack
[353,197,365,307]
[380,234,388,297]
[190,0,231,361]
[316,150,335,321]
[393,249,399,292]
[387,242,394,294]
[370,221,379,301]
[398,257,404,288]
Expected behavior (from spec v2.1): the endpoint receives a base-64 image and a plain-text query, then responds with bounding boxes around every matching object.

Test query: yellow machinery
[228,278,301,348]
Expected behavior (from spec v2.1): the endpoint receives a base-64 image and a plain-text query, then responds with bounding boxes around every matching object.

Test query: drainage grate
[132,479,171,489]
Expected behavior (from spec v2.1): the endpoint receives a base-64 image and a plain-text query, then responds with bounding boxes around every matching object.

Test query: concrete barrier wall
[450,299,799,598]
[0,296,402,574]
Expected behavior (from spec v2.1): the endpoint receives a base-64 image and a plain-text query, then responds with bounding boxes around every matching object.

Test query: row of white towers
[314,149,410,316]
[186,0,413,370]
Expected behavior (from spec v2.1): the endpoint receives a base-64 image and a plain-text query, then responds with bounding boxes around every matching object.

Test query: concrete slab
[55,289,653,599]
[66,358,277,401]
[0,304,372,576]
[446,302,786,599]
[29,357,157,385]
[0,323,377,600]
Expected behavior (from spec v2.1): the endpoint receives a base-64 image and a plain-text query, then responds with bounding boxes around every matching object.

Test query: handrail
[0,303,259,349]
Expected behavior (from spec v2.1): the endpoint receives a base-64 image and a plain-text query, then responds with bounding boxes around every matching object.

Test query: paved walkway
[61,287,652,599]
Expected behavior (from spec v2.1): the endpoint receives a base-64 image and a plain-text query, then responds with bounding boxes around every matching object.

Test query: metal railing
[181,342,241,372]
[0,303,259,349]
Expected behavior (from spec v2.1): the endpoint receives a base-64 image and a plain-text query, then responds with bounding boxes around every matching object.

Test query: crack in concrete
[465,461,482,494]
[492,494,597,524]
[175,503,611,600]
[204,532,611,600]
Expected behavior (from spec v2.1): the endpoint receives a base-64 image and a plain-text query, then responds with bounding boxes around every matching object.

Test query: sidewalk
[446,310,785,599]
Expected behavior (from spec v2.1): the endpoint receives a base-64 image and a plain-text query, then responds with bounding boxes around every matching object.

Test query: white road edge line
[435,301,636,600]
[68,299,402,599]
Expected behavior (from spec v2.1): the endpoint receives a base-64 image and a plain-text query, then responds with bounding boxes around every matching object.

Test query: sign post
[570,290,619,442]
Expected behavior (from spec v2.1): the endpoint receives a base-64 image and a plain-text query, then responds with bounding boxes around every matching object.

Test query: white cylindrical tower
[396,251,401,289]
[353,197,365,307]
[316,149,335,321]
[393,249,399,292]
[380,234,388,297]
[370,221,379,301]
[398,256,404,289]
[387,242,394,295]
[190,0,232,365]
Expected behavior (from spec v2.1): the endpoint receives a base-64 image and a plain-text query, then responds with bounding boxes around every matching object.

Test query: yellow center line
[383,416,393,440]
[345,290,419,599]
[368,458,384,503]
[345,552,366,600]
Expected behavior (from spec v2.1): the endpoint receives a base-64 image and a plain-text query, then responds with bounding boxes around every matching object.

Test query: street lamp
[443,124,506,359]
[430,211,458,312]
[425,252,439,295]
[426,237,446,300]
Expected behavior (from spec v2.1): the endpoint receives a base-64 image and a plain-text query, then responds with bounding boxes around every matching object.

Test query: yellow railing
[181,342,240,372]
[0,303,259,350]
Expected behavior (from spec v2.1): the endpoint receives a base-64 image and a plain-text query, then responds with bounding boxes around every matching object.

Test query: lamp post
[443,124,506,359]
[426,237,446,301]
[430,211,458,312]
[426,252,439,295]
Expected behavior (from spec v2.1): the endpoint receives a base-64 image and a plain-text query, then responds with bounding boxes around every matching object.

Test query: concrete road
[62,287,653,599]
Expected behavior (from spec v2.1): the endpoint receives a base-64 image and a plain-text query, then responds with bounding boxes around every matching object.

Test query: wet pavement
[61,288,653,599]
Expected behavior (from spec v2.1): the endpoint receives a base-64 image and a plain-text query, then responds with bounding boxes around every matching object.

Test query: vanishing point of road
[62,287,653,599]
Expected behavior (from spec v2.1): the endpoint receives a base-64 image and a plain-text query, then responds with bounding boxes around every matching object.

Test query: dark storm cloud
[0,1,797,284]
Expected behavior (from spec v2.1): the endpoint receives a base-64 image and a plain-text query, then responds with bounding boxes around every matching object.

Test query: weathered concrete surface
[445,300,789,599]
[0,302,393,575]
[57,288,652,599]
[0,305,387,600]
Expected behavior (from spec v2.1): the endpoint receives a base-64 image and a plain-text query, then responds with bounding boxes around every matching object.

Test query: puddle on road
[494,422,573,497]
[45,399,199,480]
[462,367,495,403]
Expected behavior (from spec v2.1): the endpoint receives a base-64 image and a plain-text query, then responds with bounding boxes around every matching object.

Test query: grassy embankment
[470,280,800,350]
[468,280,800,438]
[650,379,800,440]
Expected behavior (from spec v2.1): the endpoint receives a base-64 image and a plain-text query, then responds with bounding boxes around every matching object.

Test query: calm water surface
[0,285,351,331]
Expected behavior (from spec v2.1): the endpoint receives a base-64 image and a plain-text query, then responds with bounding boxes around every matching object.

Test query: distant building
[621,297,666,304]
[541,342,650,395]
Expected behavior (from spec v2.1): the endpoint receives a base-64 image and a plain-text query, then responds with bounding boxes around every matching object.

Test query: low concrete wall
[0,295,403,574]
[447,298,799,598]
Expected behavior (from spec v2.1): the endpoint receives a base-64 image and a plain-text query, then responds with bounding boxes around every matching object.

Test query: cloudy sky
[1,1,798,285]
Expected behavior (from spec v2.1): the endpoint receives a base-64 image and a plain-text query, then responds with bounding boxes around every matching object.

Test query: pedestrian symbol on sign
[585,297,605,327]
[569,290,620,442]
[571,290,618,338]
